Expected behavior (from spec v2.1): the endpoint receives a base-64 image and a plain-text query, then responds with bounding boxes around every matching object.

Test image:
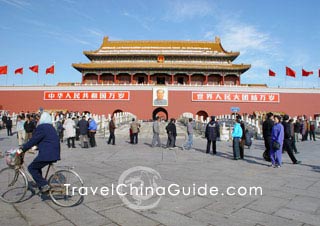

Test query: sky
[0,0,320,88]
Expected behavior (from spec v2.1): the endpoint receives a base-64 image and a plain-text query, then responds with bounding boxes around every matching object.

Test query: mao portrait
[153,88,168,106]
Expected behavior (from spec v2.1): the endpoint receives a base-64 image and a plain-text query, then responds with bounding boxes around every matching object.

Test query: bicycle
[0,152,84,207]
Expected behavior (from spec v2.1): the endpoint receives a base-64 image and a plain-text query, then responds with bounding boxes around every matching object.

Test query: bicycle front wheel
[48,169,84,207]
[0,167,28,203]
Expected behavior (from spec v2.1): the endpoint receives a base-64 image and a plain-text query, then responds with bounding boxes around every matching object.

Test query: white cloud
[164,0,214,22]
[0,0,30,9]
[217,19,276,55]
[121,10,154,31]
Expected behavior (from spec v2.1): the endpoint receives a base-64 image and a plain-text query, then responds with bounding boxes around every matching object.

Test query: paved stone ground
[0,122,320,226]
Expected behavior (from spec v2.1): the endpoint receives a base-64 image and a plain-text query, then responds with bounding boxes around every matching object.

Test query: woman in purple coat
[270,115,284,168]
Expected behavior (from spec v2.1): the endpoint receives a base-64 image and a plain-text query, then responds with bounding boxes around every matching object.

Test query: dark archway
[196,110,209,121]
[112,109,123,116]
[152,107,168,121]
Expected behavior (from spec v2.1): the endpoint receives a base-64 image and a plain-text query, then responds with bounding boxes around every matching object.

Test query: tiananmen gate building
[0,36,319,119]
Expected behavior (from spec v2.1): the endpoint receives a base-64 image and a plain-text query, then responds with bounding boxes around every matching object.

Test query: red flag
[15,67,23,75]
[269,69,276,76]
[29,65,39,73]
[286,66,296,77]
[0,65,8,75]
[318,69,320,78]
[302,69,313,77]
[45,65,54,74]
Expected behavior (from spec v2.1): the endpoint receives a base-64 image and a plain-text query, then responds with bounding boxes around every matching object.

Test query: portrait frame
[153,87,168,106]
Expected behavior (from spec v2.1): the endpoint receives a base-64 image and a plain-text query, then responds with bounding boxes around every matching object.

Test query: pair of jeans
[152,133,161,147]
[184,134,193,150]
[233,138,240,159]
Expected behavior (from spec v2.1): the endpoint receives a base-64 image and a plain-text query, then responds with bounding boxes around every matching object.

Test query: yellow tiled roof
[72,62,250,71]
[84,36,238,56]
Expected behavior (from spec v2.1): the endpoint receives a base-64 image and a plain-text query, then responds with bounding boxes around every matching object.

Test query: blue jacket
[22,123,61,162]
[232,122,243,138]
[271,122,284,151]
[88,120,97,131]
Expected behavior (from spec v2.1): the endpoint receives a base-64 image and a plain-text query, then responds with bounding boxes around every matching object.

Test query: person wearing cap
[282,114,301,165]
[19,112,61,193]
[205,116,220,155]
[232,115,243,160]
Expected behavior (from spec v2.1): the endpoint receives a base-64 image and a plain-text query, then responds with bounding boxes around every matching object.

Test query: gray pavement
[0,122,320,226]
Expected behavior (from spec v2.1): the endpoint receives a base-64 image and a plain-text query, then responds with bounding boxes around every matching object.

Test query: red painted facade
[0,87,319,119]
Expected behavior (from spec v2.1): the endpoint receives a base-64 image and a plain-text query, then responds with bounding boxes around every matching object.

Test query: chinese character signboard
[192,92,280,103]
[44,91,130,101]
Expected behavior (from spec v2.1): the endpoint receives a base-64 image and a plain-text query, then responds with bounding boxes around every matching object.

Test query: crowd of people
[1,110,317,167]
[0,111,98,149]
[262,112,308,168]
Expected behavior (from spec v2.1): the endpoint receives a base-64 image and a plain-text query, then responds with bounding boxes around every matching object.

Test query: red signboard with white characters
[44,91,130,101]
[192,92,280,103]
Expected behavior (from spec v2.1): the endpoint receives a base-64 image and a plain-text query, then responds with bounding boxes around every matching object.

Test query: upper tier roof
[83,36,239,59]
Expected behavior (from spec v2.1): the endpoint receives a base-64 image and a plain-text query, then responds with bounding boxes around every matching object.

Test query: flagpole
[302,68,304,88]
[285,73,287,88]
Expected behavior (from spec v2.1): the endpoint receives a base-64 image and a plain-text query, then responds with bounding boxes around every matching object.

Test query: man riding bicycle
[19,112,61,193]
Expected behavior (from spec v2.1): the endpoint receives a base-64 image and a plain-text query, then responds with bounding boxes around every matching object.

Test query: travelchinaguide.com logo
[118,166,162,210]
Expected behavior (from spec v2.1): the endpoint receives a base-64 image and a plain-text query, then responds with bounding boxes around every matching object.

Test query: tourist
[244,129,253,149]
[56,119,64,143]
[78,116,89,148]
[130,118,140,144]
[182,118,194,150]
[232,115,242,160]
[63,116,76,148]
[16,115,26,146]
[309,121,316,141]
[2,114,7,129]
[270,115,284,168]
[282,115,301,164]
[74,116,80,141]
[165,118,176,149]
[205,116,220,155]
[262,112,274,161]
[301,119,308,141]
[172,119,177,147]
[107,116,116,145]
[294,119,301,142]
[151,116,161,147]
[24,114,36,141]
[239,120,246,159]
[88,118,97,147]
[289,119,299,154]
[6,117,12,136]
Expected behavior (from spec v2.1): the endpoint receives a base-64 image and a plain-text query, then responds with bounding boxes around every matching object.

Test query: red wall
[0,90,319,119]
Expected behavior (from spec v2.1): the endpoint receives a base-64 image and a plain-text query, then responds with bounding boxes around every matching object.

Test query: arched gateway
[152,108,168,121]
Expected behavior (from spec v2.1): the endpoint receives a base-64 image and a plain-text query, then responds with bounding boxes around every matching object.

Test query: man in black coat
[282,115,301,164]
[205,116,220,155]
[166,118,176,148]
[78,116,89,148]
[262,112,274,161]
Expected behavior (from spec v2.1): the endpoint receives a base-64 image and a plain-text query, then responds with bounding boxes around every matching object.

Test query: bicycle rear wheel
[48,169,84,207]
[0,167,28,203]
